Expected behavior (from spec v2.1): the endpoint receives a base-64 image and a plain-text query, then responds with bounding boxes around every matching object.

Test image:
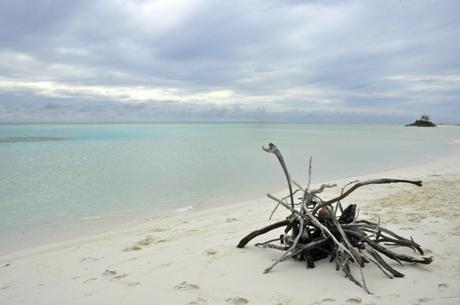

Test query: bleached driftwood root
[237,143,433,293]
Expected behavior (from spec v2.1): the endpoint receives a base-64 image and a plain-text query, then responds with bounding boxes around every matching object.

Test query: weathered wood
[263,143,295,209]
[237,220,289,248]
[312,178,422,215]
[237,143,433,293]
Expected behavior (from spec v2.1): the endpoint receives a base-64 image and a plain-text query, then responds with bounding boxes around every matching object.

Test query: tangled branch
[237,143,433,293]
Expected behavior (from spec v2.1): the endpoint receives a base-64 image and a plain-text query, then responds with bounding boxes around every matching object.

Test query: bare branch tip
[262,143,277,153]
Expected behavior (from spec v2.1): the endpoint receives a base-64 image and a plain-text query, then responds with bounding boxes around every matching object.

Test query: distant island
[406,115,436,127]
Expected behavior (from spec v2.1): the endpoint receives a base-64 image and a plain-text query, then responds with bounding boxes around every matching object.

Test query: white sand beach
[1,154,460,305]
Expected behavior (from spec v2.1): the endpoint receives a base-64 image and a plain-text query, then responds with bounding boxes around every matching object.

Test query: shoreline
[1,153,460,304]
[1,124,459,255]
[1,150,460,257]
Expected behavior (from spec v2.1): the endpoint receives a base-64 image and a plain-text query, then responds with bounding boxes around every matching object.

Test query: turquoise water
[1,123,459,232]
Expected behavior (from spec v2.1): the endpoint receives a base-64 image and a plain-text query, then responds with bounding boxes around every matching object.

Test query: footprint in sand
[111,274,128,281]
[321,298,335,303]
[205,249,218,256]
[345,297,361,304]
[102,269,135,285]
[83,277,98,284]
[438,283,448,289]
[80,256,99,262]
[149,227,166,233]
[123,236,170,251]
[174,281,200,291]
[102,269,127,280]
[124,245,142,251]
[225,297,249,305]
[226,218,238,223]
[103,269,117,277]
[188,297,207,305]
[123,236,155,251]
[138,236,156,246]
[186,229,201,234]
[418,297,433,303]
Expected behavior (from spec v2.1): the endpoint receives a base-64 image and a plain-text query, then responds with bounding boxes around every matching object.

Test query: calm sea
[1,123,459,247]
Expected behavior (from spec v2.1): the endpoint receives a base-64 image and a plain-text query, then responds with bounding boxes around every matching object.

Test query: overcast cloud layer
[0,0,459,123]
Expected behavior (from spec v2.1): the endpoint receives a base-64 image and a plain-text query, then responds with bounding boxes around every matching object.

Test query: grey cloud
[0,91,416,124]
[0,0,459,123]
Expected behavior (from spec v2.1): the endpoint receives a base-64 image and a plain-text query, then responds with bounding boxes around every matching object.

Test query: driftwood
[237,143,433,293]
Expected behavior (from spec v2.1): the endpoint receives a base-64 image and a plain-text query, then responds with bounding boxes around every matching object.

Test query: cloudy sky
[0,0,459,123]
